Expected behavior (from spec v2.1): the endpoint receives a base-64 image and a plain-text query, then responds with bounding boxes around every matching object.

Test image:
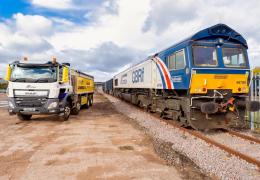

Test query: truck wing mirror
[61,66,69,83]
[5,65,12,81]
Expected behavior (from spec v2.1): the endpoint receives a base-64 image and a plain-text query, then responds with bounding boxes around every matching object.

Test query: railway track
[108,93,260,168]
[166,122,260,168]
[226,130,260,144]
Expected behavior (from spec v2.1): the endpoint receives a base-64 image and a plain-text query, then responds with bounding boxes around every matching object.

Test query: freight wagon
[103,79,113,94]
[110,24,260,130]
[5,58,94,121]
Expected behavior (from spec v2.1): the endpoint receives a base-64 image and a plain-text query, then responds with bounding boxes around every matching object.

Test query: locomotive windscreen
[192,46,218,67]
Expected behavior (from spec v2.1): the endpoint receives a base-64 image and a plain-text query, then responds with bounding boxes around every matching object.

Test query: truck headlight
[48,102,58,109]
[9,101,14,109]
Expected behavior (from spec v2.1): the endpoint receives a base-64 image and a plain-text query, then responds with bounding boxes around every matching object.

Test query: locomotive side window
[168,54,175,70]
[193,46,218,67]
[222,48,246,67]
[168,49,185,70]
[175,50,185,69]
[115,79,118,86]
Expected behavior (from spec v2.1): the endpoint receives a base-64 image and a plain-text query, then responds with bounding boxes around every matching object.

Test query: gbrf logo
[132,68,144,83]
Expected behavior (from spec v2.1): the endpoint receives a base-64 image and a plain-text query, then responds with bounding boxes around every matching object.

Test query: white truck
[5,59,94,121]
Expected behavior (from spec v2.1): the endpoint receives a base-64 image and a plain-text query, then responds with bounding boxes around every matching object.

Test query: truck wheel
[18,114,32,121]
[89,95,93,106]
[61,103,71,121]
[82,98,89,109]
[71,102,80,115]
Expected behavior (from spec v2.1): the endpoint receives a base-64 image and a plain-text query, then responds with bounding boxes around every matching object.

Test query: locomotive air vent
[209,25,232,35]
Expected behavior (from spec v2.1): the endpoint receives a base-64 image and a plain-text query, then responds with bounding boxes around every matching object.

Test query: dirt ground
[0,93,181,180]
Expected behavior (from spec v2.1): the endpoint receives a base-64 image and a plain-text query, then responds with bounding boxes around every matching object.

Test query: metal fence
[249,68,260,130]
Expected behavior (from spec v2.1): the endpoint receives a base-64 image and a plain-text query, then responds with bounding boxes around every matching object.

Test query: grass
[248,112,260,130]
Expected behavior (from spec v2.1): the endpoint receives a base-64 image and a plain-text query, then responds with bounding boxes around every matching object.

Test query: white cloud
[49,0,152,51]
[30,0,73,10]
[14,13,53,36]
[1,0,260,80]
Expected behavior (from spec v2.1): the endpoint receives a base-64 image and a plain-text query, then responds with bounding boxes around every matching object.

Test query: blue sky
[0,0,91,23]
[0,0,30,18]
[0,0,260,81]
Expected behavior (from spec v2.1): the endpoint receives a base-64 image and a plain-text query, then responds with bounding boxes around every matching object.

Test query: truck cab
[5,59,94,121]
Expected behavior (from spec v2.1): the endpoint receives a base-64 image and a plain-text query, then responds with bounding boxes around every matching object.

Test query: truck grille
[14,97,47,108]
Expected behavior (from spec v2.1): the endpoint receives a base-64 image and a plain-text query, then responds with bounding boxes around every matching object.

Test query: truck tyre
[71,102,80,115]
[18,114,32,121]
[82,97,89,109]
[89,95,93,106]
[61,103,71,121]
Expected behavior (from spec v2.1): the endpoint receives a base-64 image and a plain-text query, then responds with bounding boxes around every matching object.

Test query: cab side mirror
[62,66,69,83]
[5,65,12,81]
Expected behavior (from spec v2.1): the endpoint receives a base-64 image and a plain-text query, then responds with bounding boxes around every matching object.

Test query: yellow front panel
[190,74,249,94]
[76,76,94,94]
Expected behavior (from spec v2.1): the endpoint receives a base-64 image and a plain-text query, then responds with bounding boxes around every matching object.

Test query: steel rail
[186,130,260,168]
[106,93,260,168]
[226,130,260,144]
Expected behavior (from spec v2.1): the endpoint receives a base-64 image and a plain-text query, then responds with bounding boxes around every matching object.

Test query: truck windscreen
[11,66,57,83]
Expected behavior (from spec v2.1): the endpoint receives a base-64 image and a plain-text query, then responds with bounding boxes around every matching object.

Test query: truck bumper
[8,98,62,115]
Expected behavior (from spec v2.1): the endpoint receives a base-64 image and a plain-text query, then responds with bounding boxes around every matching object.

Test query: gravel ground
[104,93,260,180]
[0,93,182,180]
[206,132,260,160]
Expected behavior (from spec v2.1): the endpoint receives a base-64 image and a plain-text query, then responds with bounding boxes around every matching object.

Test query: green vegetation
[0,83,8,89]
[248,112,260,130]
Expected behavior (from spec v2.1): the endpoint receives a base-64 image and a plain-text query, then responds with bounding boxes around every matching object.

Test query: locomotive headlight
[242,87,248,92]
[217,38,224,45]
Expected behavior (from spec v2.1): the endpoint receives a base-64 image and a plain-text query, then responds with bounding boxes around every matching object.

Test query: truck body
[5,59,94,121]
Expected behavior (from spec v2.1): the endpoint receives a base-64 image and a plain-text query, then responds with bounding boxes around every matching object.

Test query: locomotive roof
[114,24,248,78]
[156,23,248,57]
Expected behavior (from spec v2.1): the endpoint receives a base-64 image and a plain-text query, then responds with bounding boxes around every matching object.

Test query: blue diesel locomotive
[105,24,260,130]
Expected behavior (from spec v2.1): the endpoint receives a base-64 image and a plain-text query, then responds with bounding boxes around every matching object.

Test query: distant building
[94,82,104,91]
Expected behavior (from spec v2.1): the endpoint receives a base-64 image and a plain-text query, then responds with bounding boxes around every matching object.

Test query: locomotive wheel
[188,109,239,131]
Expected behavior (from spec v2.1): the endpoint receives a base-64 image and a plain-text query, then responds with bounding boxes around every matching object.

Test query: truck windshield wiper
[34,78,55,83]
[11,78,27,82]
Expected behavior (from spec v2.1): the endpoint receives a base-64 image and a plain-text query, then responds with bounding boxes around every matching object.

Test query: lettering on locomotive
[172,76,182,82]
[132,68,144,83]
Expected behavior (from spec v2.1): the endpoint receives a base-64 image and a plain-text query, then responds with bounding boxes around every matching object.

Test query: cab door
[167,49,188,89]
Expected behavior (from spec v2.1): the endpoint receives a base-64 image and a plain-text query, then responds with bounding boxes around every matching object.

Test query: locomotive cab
[157,24,259,130]
[183,24,259,129]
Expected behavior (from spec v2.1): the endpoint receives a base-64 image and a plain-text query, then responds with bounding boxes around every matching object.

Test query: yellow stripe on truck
[190,74,249,94]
